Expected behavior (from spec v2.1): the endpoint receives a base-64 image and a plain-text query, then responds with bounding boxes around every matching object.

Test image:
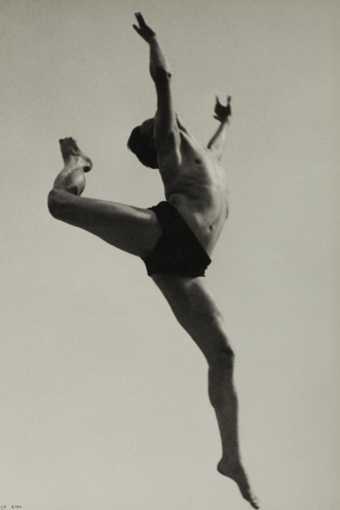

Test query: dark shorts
[142,201,211,277]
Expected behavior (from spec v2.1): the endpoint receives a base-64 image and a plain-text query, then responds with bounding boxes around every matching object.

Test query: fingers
[133,12,145,34]
[133,12,156,41]
[134,12,146,27]
[215,95,231,106]
[132,24,141,35]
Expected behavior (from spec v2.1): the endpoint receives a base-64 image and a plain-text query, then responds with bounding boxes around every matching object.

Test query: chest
[159,130,227,195]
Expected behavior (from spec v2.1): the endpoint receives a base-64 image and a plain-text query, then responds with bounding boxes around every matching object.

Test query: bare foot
[53,137,92,195]
[217,458,259,509]
[59,137,92,172]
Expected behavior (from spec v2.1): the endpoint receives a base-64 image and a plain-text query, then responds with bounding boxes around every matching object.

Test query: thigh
[152,275,229,362]
[51,190,162,257]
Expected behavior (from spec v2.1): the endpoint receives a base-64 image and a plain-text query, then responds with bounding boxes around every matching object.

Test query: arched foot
[53,138,93,195]
[217,458,260,509]
[59,137,92,172]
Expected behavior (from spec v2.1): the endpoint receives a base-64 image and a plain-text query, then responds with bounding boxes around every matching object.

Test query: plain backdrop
[1,1,338,509]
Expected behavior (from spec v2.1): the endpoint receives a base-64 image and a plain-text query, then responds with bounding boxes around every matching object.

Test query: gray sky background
[1,1,338,509]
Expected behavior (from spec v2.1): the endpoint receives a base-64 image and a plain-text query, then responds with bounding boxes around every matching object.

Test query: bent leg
[48,136,162,258]
[48,189,161,257]
[152,275,259,509]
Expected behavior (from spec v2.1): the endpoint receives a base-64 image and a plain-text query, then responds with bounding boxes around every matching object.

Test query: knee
[152,66,172,84]
[47,189,59,218]
[47,188,69,219]
[210,346,235,371]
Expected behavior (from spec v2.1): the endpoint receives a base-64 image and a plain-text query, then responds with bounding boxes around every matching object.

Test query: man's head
[127,118,158,169]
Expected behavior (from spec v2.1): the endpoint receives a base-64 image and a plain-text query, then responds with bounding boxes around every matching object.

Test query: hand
[133,12,156,43]
[214,95,232,123]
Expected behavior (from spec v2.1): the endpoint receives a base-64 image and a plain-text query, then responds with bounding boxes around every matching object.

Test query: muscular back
[157,122,229,255]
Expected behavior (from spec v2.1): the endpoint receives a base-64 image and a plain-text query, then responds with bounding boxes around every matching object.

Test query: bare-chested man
[48,13,259,509]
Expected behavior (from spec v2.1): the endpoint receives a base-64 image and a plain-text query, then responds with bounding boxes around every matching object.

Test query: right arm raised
[133,13,178,148]
[133,12,171,82]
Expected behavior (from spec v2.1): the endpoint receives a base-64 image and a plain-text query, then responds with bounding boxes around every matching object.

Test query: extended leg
[48,138,161,257]
[152,275,259,509]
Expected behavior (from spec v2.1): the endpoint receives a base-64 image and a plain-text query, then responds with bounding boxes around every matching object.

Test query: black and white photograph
[1,1,338,509]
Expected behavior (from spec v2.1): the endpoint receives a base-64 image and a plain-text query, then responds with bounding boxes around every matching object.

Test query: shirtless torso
[47,13,259,509]
[160,122,229,255]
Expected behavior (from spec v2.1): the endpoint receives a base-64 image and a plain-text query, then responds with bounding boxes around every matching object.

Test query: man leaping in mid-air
[48,13,259,509]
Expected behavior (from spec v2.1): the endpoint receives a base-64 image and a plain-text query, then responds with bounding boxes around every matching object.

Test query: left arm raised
[207,96,232,160]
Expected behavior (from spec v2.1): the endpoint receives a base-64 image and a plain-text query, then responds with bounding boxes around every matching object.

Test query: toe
[59,137,81,160]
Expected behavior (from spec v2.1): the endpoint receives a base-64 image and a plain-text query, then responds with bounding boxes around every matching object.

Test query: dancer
[48,13,259,508]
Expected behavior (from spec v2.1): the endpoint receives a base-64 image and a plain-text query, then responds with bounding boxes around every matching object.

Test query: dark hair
[127,122,158,169]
